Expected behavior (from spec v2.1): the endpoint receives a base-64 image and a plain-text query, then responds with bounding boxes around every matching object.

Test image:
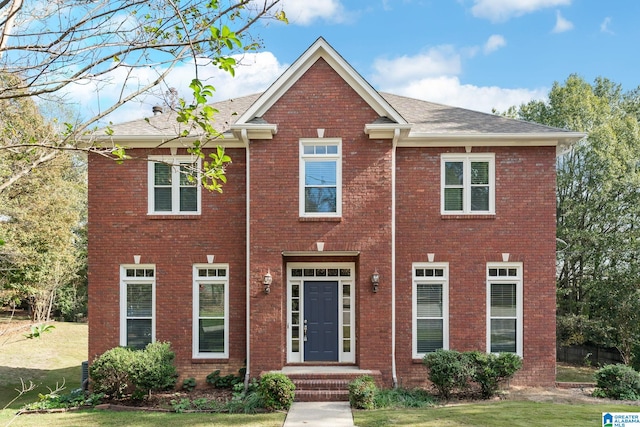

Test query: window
[193,264,229,358]
[413,263,449,358]
[486,263,523,356]
[441,154,495,214]
[120,266,155,349]
[148,156,201,214]
[299,139,342,217]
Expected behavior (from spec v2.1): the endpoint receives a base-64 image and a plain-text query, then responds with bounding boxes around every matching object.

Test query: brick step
[294,389,350,402]
[265,368,383,402]
[292,378,350,391]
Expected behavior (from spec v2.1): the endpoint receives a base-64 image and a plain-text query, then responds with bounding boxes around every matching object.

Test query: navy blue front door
[304,281,338,361]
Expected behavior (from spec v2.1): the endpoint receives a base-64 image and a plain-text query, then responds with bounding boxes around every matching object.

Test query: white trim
[440,153,495,215]
[119,265,156,348]
[412,262,449,358]
[147,155,201,215]
[299,138,342,218]
[236,37,406,126]
[486,262,523,357]
[192,263,230,359]
[286,262,355,363]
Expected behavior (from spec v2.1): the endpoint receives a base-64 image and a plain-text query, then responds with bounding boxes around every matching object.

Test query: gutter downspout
[391,127,400,388]
[240,129,252,391]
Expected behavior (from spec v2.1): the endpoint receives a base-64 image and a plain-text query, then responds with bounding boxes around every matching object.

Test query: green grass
[556,363,597,383]
[0,409,286,427]
[0,320,87,410]
[353,401,637,427]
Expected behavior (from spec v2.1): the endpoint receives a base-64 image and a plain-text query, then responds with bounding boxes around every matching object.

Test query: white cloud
[370,47,545,113]
[600,17,614,34]
[64,52,288,125]
[483,35,506,54]
[552,10,573,33]
[279,0,347,25]
[471,0,571,22]
[381,76,546,114]
[371,46,461,86]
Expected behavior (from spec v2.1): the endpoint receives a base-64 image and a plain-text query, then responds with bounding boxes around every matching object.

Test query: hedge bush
[594,364,640,400]
[259,372,295,411]
[423,349,523,399]
[89,346,135,398]
[466,351,522,398]
[423,349,471,399]
[90,342,177,398]
[348,375,378,409]
[128,341,178,396]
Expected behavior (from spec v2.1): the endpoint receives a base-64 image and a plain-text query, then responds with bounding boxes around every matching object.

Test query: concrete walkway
[283,402,355,427]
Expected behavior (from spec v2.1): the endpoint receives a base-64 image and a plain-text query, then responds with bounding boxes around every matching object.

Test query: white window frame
[192,264,229,359]
[120,265,156,348]
[486,262,523,357]
[441,153,495,215]
[412,262,449,358]
[148,155,201,215]
[299,138,342,217]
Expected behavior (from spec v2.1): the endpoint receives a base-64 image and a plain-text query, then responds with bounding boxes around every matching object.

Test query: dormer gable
[231,37,408,141]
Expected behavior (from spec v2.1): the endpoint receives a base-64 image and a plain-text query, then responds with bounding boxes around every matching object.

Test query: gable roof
[91,38,585,152]
[233,37,406,128]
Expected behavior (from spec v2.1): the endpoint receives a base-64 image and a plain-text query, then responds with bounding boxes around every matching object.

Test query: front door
[304,281,338,361]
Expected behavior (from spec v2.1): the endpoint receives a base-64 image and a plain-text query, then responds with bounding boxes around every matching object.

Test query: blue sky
[76,0,639,124]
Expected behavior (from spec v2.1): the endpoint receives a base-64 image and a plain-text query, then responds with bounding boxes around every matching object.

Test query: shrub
[373,387,434,409]
[348,375,378,409]
[206,369,243,389]
[89,346,135,398]
[128,341,177,396]
[258,372,295,411]
[423,349,471,399]
[182,377,196,392]
[594,364,640,400]
[466,351,523,398]
[90,342,177,398]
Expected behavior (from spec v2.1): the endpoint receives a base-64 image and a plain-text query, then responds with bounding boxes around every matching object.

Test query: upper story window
[148,156,201,215]
[299,139,342,217]
[486,262,523,356]
[441,153,495,215]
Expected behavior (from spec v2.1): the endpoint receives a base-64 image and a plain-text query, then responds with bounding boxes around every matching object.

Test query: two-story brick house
[87,37,583,393]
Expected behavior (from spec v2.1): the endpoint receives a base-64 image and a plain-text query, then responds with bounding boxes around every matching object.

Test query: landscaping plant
[348,375,378,409]
[593,364,640,400]
[423,349,471,399]
[258,373,295,411]
[466,351,523,398]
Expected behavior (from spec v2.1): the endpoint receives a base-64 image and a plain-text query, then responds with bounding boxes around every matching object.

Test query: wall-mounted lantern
[263,269,273,294]
[371,269,380,293]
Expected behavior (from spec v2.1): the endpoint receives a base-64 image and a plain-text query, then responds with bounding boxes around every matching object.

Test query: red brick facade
[88,40,566,389]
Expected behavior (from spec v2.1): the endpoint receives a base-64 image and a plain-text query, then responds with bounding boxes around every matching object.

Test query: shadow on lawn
[0,365,82,410]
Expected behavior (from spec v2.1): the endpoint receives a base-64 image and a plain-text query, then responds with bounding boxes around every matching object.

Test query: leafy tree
[0,0,287,193]
[507,75,640,363]
[0,151,86,322]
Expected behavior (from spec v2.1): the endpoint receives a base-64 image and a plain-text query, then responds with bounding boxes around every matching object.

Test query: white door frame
[286,262,355,363]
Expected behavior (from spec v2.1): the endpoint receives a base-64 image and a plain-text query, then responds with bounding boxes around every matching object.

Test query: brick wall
[88,57,558,389]
[247,58,395,383]
[394,146,557,387]
[87,147,248,385]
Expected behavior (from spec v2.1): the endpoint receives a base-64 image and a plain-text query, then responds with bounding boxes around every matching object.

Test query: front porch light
[371,269,380,293]
[263,269,273,294]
